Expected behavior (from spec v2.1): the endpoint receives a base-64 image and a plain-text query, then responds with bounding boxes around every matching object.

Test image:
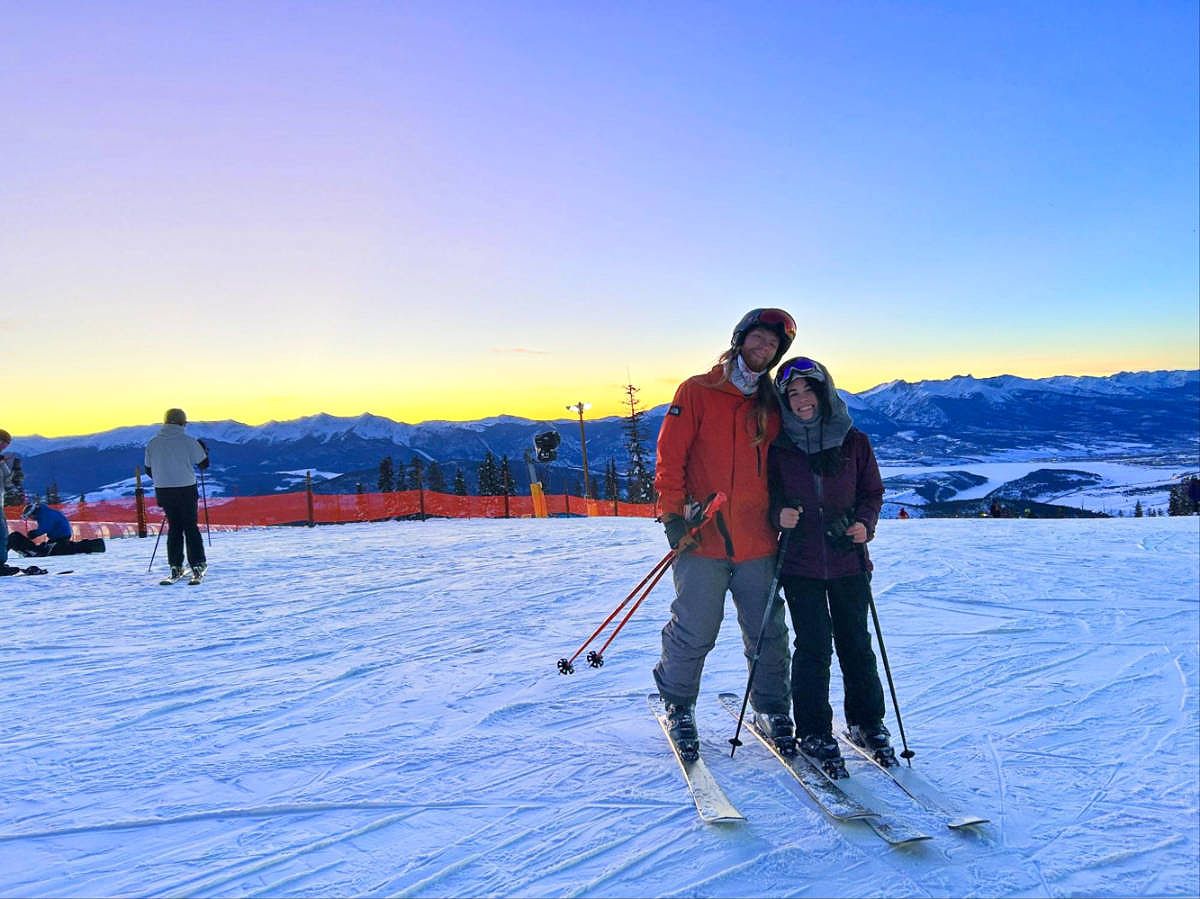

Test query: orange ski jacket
[654,363,781,563]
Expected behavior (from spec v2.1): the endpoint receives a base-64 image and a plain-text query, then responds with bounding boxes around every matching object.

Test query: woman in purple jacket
[768,356,893,775]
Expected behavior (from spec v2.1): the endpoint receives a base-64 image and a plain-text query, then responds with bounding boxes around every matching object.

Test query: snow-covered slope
[1,517,1196,896]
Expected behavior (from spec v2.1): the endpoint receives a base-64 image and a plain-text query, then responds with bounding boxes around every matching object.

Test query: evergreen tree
[622,382,655,503]
[427,461,446,493]
[604,459,619,501]
[499,456,515,495]
[4,458,25,507]
[378,456,395,492]
[408,456,425,491]
[453,467,469,496]
[478,452,499,496]
[1169,478,1199,515]
[1134,500,1143,517]
[46,482,61,504]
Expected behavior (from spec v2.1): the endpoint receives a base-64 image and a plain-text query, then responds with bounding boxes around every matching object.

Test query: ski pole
[556,491,727,675]
[146,518,166,573]
[557,549,674,674]
[581,492,727,669]
[586,552,676,662]
[729,524,794,758]
[199,469,212,547]
[859,543,915,764]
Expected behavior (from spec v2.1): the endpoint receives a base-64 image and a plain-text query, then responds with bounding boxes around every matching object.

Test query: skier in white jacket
[145,409,209,583]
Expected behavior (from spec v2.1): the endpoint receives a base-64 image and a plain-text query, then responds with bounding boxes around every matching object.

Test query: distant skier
[767,356,894,771]
[8,501,106,556]
[897,507,910,520]
[653,308,798,759]
[145,408,210,583]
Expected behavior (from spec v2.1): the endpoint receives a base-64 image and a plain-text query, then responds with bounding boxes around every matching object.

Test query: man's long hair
[715,347,781,446]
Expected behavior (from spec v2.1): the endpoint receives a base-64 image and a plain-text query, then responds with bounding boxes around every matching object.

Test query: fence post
[134,467,147,537]
[419,485,426,521]
[306,471,315,527]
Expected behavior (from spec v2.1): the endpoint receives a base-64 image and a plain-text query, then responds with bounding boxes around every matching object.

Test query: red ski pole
[585,552,676,663]
[556,549,674,675]
[557,491,726,674]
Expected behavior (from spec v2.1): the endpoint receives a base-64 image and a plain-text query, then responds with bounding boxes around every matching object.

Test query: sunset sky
[4,1,1197,437]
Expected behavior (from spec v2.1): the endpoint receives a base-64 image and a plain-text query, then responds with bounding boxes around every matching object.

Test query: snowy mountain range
[11,369,1199,501]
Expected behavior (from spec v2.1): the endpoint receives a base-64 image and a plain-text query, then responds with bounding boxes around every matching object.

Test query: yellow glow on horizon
[9,344,1197,439]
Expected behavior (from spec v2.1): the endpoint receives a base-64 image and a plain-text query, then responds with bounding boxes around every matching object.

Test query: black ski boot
[160,566,186,586]
[665,702,700,762]
[848,722,898,768]
[800,732,848,779]
[754,711,798,757]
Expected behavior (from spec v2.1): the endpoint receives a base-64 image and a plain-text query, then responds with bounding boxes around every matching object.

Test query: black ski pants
[156,485,206,569]
[782,572,885,739]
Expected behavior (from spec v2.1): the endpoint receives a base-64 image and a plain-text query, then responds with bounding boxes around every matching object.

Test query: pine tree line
[365,381,661,502]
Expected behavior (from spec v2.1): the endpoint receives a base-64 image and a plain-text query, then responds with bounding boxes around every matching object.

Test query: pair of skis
[649,694,988,844]
[160,567,207,586]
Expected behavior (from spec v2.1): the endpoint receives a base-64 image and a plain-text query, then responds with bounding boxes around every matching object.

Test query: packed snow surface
[1,517,1197,897]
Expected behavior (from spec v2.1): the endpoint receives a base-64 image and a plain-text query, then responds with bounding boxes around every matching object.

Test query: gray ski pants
[652,552,791,715]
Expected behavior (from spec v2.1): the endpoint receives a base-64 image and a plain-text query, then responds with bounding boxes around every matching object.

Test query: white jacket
[144,424,207,489]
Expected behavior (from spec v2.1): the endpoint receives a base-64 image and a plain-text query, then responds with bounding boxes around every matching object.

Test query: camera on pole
[534,430,560,463]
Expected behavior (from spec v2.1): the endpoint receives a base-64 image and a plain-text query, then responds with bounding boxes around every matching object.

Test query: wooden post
[305,471,315,527]
[134,467,147,538]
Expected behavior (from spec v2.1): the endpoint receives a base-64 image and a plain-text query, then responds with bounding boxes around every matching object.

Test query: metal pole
[575,404,592,502]
[147,518,166,573]
[729,529,793,757]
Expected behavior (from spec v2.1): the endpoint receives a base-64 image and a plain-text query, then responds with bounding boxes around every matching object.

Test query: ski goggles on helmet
[774,356,825,390]
[732,308,797,346]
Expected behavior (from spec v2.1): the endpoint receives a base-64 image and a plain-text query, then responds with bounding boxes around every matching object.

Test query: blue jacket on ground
[29,506,72,542]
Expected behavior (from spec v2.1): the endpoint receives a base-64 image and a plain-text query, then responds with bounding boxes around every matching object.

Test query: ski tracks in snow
[0,517,1196,896]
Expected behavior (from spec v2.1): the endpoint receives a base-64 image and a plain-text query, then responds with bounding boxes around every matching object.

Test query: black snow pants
[156,485,206,569]
[782,572,885,739]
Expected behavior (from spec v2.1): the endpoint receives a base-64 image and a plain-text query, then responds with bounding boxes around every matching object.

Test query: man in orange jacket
[653,308,798,760]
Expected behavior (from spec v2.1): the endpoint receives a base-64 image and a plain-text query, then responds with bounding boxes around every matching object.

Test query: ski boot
[848,722,898,768]
[188,563,208,586]
[800,732,848,779]
[160,566,187,586]
[665,702,700,762]
[754,711,798,757]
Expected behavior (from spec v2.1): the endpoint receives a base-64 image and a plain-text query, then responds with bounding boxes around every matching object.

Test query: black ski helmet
[731,308,796,368]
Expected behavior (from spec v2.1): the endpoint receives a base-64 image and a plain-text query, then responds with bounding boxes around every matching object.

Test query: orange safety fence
[4,490,658,537]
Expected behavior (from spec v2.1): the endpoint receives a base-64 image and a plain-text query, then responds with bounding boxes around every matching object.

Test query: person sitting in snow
[7,500,106,556]
[768,355,894,774]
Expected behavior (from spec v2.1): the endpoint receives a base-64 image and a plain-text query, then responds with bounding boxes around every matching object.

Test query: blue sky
[3,1,1197,435]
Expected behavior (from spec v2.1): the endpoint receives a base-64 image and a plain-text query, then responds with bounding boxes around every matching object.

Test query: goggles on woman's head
[775,356,825,390]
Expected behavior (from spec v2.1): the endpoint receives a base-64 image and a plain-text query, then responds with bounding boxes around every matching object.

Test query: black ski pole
[859,543,915,764]
[147,518,166,573]
[199,469,212,547]
[729,525,794,758]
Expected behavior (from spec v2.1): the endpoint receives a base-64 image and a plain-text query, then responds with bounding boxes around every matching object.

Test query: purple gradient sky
[3,1,1197,436]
